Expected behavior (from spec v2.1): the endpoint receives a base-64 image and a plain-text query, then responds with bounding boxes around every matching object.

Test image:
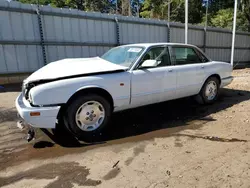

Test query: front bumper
[221,76,233,87]
[15,93,61,129]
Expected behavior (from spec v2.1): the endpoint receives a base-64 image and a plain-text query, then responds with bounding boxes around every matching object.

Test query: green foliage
[19,0,52,5]
[140,10,150,18]
[209,8,248,31]
[207,0,234,14]
[140,0,203,24]
[17,0,250,31]
[210,8,233,29]
[239,0,250,31]
[18,0,113,11]
[203,0,250,31]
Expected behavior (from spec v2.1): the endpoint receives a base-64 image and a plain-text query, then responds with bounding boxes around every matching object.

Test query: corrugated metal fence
[0,1,250,75]
[170,22,250,64]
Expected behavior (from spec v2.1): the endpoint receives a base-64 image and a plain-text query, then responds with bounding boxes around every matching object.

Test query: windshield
[101,46,144,67]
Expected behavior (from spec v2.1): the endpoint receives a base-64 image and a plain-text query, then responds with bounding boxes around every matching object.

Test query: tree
[120,0,131,16]
[18,0,113,12]
[210,8,233,29]
[19,0,52,5]
[16,0,250,31]
[239,0,250,31]
[207,0,234,14]
[202,0,250,32]
[131,0,142,16]
[140,0,163,19]
[209,8,248,31]
[140,0,203,24]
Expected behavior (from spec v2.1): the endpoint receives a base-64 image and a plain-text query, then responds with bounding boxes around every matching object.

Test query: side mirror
[140,60,158,69]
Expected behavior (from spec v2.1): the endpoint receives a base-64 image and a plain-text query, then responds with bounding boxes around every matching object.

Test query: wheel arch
[57,86,114,121]
[199,74,221,93]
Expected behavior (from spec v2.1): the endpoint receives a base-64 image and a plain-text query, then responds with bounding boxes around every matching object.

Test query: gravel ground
[0,69,250,188]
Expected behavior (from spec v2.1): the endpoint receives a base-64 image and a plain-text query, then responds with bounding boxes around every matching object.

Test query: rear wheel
[64,94,111,141]
[199,77,220,104]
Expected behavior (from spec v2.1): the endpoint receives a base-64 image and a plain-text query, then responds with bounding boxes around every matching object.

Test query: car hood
[25,57,127,83]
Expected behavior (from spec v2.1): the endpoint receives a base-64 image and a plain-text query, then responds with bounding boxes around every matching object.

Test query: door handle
[168,69,173,72]
[201,66,205,69]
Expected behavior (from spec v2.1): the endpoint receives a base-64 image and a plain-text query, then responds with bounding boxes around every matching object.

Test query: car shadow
[40,128,105,147]
[42,88,250,147]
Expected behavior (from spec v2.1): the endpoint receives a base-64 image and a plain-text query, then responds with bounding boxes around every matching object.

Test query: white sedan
[16,43,233,140]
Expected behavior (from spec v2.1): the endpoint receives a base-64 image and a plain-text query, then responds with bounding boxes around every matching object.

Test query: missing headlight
[23,82,35,101]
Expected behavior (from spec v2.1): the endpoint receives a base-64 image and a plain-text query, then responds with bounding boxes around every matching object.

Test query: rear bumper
[15,93,60,129]
[221,76,233,87]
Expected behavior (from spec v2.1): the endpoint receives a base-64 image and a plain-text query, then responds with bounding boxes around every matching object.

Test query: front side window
[101,46,144,68]
[172,47,202,65]
[138,47,171,68]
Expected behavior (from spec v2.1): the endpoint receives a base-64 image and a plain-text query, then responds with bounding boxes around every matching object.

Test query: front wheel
[199,77,220,104]
[64,94,111,141]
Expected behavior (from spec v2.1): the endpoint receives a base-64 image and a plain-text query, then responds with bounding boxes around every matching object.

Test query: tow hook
[17,120,35,142]
[27,128,35,142]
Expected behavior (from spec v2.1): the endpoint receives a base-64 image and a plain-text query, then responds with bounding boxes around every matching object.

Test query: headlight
[22,80,35,102]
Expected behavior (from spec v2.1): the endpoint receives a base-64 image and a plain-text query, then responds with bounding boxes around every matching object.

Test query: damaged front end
[18,80,37,142]
[17,118,35,142]
[17,68,126,142]
[22,80,40,104]
[18,79,52,142]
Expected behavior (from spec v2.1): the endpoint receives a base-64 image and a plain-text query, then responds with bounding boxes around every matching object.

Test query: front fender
[30,72,131,107]
[68,84,114,103]
[76,84,109,93]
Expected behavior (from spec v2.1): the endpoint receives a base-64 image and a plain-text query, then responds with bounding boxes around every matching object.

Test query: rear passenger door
[171,46,206,98]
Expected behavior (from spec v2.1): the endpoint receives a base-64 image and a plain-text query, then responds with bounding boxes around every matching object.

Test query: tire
[64,94,111,142]
[199,77,220,104]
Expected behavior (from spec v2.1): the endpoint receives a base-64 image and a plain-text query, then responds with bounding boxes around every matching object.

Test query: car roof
[120,43,198,48]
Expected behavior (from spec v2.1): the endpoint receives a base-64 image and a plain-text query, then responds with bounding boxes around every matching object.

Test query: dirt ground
[0,69,250,188]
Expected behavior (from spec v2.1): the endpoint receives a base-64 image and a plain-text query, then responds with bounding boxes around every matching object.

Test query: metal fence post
[115,17,120,46]
[203,27,207,52]
[167,23,170,42]
[36,5,47,65]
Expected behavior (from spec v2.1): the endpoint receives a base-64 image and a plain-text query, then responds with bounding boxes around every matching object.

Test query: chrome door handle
[168,69,173,72]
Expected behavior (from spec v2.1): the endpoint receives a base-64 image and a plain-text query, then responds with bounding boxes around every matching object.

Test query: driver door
[130,46,176,107]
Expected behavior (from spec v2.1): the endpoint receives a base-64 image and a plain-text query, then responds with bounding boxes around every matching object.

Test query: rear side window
[195,50,210,63]
[172,47,202,65]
